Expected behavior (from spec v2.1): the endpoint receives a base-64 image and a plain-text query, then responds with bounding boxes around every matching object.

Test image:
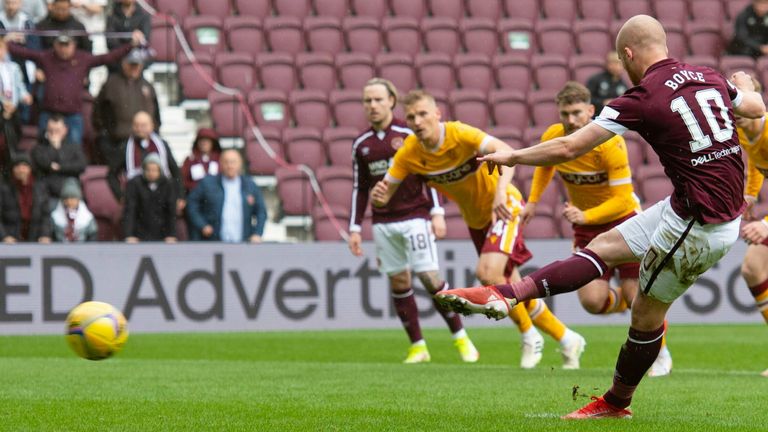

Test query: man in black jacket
[106,0,151,51]
[36,0,91,52]
[122,153,177,243]
[729,0,768,58]
[31,114,86,202]
[0,154,51,243]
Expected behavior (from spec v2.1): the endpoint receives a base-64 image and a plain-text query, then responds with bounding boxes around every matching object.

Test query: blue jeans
[38,111,83,146]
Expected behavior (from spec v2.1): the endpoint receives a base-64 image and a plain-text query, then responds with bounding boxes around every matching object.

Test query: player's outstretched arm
[731,71,766,119]
[479,123,615,173]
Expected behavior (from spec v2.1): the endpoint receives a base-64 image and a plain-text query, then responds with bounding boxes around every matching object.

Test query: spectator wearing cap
[50,177,96,242]
[4,28,145,145]
[0,0,48,25]
[122,153,177,243]
[0,153,51,243]
[181,128,221,194]
[93,47,159,166]
[106,0,150,52]
[728,0,768,58]
[36,0,91,51]
[186,149,267,243]
[30,113,86,202]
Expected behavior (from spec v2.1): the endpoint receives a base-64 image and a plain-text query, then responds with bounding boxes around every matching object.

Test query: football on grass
[65,301,129,360]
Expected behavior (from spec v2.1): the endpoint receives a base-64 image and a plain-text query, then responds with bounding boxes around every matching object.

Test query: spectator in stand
[36,0,91,51]
[108,110,182,204]
[93,48,159,169]
[0,0,41,88]
[728,0,768,58]
[30,114,86,202]
[106,0,150,51]
[50,177,97,242]
[186,148,267,243]
[4,28,145,145]
[181,128,221,194]
[0,37,31,175]
[0,153,51,243]
[122,153,177,243]
[585,51,629,114]
[71,0,106,36]
[0,0,47,24]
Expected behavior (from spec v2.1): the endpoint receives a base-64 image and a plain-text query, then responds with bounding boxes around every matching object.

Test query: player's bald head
[616,15,667,53]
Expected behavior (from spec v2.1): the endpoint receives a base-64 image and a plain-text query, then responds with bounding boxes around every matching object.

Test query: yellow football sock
[755,289,768,323]
[508,303,533,333]
[600,287,629,314]
[527,298,566,341]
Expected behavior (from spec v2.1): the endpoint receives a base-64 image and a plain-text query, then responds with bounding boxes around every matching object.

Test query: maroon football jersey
[349,119,439,231]
[595,58,745,224]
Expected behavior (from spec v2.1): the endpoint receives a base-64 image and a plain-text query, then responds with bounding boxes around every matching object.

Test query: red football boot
[434,285,515,320]
[562,396,633,420]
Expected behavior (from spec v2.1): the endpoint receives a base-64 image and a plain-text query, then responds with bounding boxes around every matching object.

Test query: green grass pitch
[0,324,766,431]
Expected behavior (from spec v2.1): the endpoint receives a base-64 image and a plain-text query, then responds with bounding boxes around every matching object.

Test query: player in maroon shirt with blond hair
[436,15,766,418]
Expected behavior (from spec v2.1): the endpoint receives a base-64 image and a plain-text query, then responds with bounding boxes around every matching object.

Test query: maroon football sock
[603,325,665,409]
[392,290,423,343]
[494,248,608,301]
[432,282,464,334]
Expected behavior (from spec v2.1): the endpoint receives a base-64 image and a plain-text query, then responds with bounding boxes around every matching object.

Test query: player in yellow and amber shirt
[735,78,768,377]
[522,82,671,377]
[371,90,586,370]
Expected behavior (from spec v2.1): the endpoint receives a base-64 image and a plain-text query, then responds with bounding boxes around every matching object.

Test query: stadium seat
[719,55,757,79]
[178,52,214,100]
[570,54,604,83]
[257,52,297,93]
[442,201,470,240]
[535,19,574,57]
[312,205,349,241]
[224,17,264,56]
[487,126,524,149]
[422,17,461,56]
[430,89,453,120]
[276,167,315,215]
[208,92,247,138]
[248,89,291,131]
[415,53,456,94]
[690,0,725,23]
[683,55,718,69]
[624,139,645,172]
[233,0,271,17]
[317,165,354,208]
[758,58,768,87]
[524,214,560,239]
[183,16,225,57]
[514,162,537,183]
[215,52,257,93]
[686,21,724,57]
[331,89,370,130]
[291,89,332,130]
[558,209,574,238]
[193,0,233,18]
[637,165,673,205]
[391,0,427,20]
[350,0,389,19]
[498,18,536,57]
[542,0,577,21]
[574,20,612,56]
[314,0,349,18]
[81,166,121,241]
[455,53,495,93]
[284,127,327,171]
[450,89,491,129]
[324,127,358,168]
[428,0,464,20]
[150,16,179,62]
[375,53,416,93]
[336,52,375,90]
[154,0,192,18]
[494,54,533,93]
[664,21,688,59]
[490,89,529,130]
[382,17,421,57]
[343,17,383,56]
[461,18,499,58]
[523,125,549,147]
[467,0,503,21]
[296,53,337,92]
[504,0,540,22]
[528,89,560,126]
[265,16,305,55]
[615,0,652,19]
[531,54,569,90]
[245,127,284,175]
[578,0,615,23]
[726,0,751,21]
[651,0,688,25]
[305,16,345,56]
[273,0,312,18]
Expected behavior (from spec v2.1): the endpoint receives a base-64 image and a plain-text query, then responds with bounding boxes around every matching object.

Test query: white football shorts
[616,197,740,303]
[373,218,439,276]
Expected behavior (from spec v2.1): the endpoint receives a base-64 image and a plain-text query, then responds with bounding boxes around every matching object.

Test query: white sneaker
[561,333,586,370]
[761,368,768,377]
[647,350,673,377]
[520,330,544,369]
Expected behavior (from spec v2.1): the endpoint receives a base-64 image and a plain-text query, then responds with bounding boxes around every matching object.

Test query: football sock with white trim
[603,325,665,409]
[392,290,423,343]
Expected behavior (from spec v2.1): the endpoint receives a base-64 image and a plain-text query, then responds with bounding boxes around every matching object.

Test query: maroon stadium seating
[375,53,416,93]
[574,20,612,56]
[726,0,751,21]
[382,17,421,57]
[290,89,332,130]
[636,165,673,205]
[525,215,560,239]
[234,0,271,17]
[324,127,358,168]
[314,0,349,18]
[257,52,297,93]
[455,53,495,93]
[690,0,725,23]
[490,89,529,130]
[570,54,604,83]
[150,16,179,62]
[350,0,389,19]
[193,0,233,18]
[391,0,428,20]
[686,21,724,57]
[531,54,569,90]
[208,92,247,138]
[524,125,549,147]
[276,168,315,215]
[343,17,383,56]
[428,0,464,20]
[224,17,264,56]
[652,0,688,25]
[215,52,257,93]
[461,18,500,58]
[155,0,192,18]
[498,18,536,57]
[528,89,560,126]
[183,16,225,57]
[494,54,533,93]
[330,89,370,130]
[504,0,541,22]
[312,205,349,241]
[273,0,312,18]
[336,53,375,90]
[297,53,338,92]
[450,89,491,129]
[615,0,652,19]
[81,166,122,241]
[248,89,291,131]
[467,0,503,21]
[422,17,462,56]
[416,53,456,94]
[522,178,563,210]
[284,127,327,171]
[317,165,354,208]
[683,55,718,70]
[442,200,470,240]
[430,89,453,120]
[664,21,688,59]
[578,0,615,23]
[265,16,305,55]
[542,0,578,21]
[245,127,284,175]
[305,16,345,55]
[487,126,524,149]
[719,56,757,79]
[535,19,574,57]
[178,51,213,100]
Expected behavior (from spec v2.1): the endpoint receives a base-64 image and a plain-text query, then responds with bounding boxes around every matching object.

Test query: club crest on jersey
[361,147,370,155]
[391,137,404,150]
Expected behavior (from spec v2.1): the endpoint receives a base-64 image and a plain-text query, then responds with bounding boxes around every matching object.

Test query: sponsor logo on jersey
[422,157,479,184]
[560,171,609,185]
[690,145,741,166]
[368,158,393,176]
